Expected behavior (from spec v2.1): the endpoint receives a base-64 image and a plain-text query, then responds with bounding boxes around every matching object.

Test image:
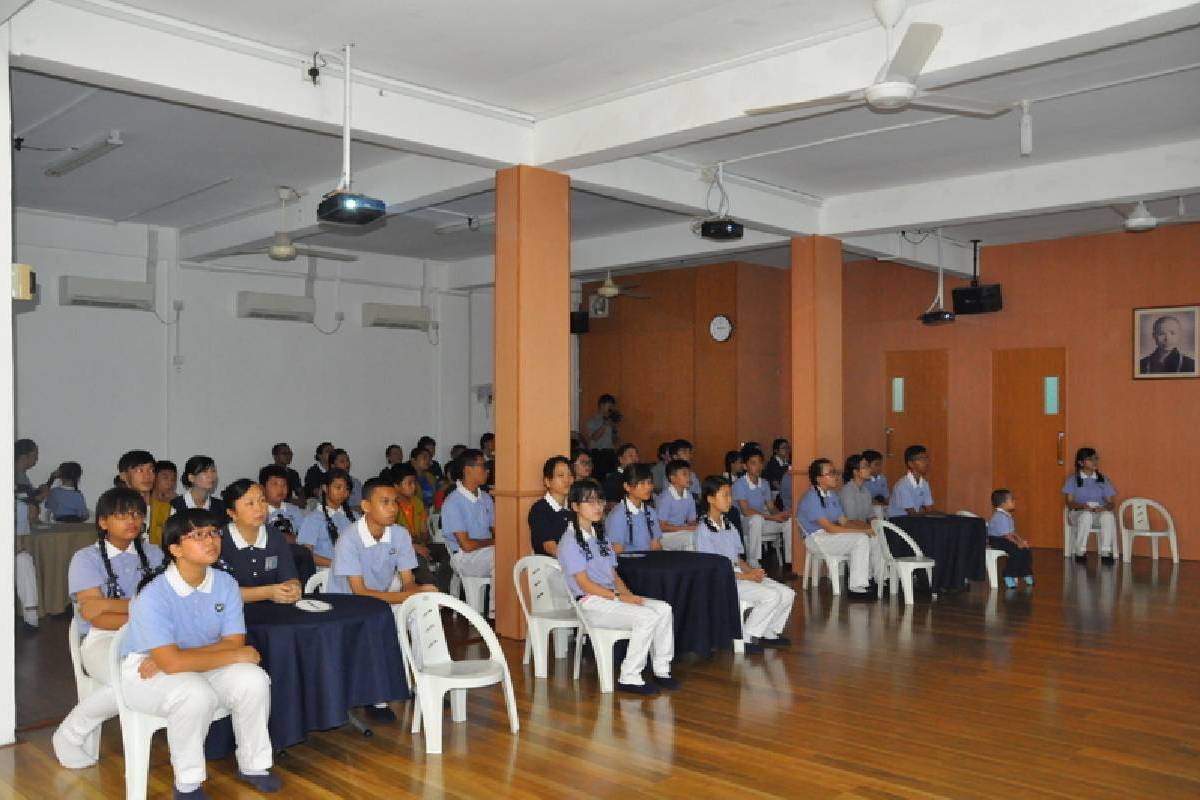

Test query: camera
[606,408,623,424]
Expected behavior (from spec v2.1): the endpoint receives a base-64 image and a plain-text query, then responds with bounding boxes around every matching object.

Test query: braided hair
[136,508,226,593]
[567,479,611,561]
[320,468,355,545]
[1073,447,1107,487]
[621,463,658,545]
[698,474,733,533]
[95,488,153,599]
[808,458,833,507]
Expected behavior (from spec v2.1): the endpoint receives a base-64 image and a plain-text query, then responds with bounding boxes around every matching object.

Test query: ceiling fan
[595,272,651,301]
[746,0,1012,119]
[201,187,358,262]
[1114,197,1199,233]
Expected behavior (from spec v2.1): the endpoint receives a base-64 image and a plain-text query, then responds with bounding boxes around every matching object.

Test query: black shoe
[1101,554,1115,565]
[1073,554,1087,564]
[364,704,396,722]
[174,789,210,800]
[238,771,282,793]
[653,674,681,691]
[760,636,791,648]
[847,589,877,601]
[617,681,659,696]
[740,641,765,654]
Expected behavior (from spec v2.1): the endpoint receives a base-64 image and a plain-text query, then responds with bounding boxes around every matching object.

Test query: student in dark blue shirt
[219,479,300,604]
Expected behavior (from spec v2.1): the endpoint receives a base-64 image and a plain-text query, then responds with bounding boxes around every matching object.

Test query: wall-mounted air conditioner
[361,302,432,331]
[59,276,155,310]
[236,291,316,323]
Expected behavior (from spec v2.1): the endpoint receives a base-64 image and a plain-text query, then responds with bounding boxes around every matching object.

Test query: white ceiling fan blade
[195,248,268,261]
[745,91,865,116]
[883,22,942,84]
[291,247,359,262]
[910,90,1013,117]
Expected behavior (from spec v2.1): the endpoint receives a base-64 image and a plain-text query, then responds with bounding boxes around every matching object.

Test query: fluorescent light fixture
[45,130,123,177]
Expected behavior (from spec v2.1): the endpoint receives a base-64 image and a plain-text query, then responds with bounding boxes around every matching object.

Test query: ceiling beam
[843,232,973,278]
[822,138,1200,236]
[9,0,531,168]
[0,1,32,25]
[533,0,1200,168]
[181,155,494,260]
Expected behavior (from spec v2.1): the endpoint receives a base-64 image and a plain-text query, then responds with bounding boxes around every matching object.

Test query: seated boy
[733,446,795,579]
[987,489,1034,588]
[887,445,941,517]
[655,460,698,551]
[441,449,496,614]
[861,449,890,515]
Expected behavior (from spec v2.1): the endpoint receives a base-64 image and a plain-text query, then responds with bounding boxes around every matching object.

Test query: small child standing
[987,489,1034,588]
[45,461,88,522]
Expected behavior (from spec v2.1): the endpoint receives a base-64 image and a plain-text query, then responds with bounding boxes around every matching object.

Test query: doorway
[993,347,1067,547]
[883,350,948,498]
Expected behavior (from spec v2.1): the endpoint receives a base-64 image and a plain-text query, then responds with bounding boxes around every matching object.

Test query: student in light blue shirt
[258,465,305,542]
[798,458,881,598]
[605,463,663,553]
[45,460,88,522]
[654,460,697,550]
[667,440,703,496]
[330,449,363,510]
[440,449,496,585]
[1062,446,1118,563]
[987,488,1034,588]
[861,449,891,510]
[118,508,280,798]
[53,488,164,769]
[732,445,794,575]
[887,445,938,517]
[298,468,356,567]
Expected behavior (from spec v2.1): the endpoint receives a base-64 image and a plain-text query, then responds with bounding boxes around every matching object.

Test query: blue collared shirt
[327,518,418,594]
[1061,473,1116,505]
[732,474,772,515]
[798,488,845,536]
[694,517,743,569]
[440,483,495,554]
[556,525,618,597]
[888,473,934,517]
[68,540,165,634]
[605,499,662,552]
[121,565,245,657]
[866,474,890,501]
[988,509,1015,537]
[656,486,697,527]
[298,505,354,560]
[46,487,88,521]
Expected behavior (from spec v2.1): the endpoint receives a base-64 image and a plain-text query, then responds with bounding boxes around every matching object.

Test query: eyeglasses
[180,529,222,542]
[108,511,145,521]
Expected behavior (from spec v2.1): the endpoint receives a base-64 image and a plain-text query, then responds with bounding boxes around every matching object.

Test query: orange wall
[580,261,789,479]
[842,223,1200,559]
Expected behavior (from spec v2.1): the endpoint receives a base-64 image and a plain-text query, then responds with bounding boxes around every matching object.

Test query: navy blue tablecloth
[205,594,408,756]
[616,551,741,657]
[887,515,987,592]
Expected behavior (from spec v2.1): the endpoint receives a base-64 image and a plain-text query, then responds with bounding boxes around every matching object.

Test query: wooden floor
[3,550,1198,799]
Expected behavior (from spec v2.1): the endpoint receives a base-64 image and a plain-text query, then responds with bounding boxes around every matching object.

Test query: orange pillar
[493,165,571,640]
[789,236,844,554]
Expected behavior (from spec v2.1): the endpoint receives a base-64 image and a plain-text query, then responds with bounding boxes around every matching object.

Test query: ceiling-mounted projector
[318,192,386,225]
[700,218,744,241]
[919,309,955,325]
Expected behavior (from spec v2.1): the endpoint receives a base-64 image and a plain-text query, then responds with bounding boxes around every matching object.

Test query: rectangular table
[887,514,988,592]
[24,522,96,616]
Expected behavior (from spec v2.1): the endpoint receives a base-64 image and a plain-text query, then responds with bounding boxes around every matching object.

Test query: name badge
[265,556,278,570]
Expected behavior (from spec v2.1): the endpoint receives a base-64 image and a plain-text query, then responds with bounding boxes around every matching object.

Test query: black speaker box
[570,310,589,334]
[952,284,1003,315]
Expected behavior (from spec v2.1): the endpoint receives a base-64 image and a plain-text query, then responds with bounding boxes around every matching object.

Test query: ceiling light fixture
[44,129,123,177]
[1124,201,1157,233]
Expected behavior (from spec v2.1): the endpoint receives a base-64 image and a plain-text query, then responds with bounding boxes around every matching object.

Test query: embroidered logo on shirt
[215,603,225,613]
[389,548,396,555]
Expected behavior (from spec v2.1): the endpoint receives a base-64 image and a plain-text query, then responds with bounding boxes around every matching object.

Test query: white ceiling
[666,26,1200,196]
[107,0,899,117]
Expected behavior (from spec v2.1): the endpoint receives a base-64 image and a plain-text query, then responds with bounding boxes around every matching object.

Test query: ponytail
[808,459,832,507]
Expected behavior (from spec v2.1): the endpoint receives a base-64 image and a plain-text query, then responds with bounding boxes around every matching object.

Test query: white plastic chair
[305,567,329,594]
[427,512,444,545]
[396,592,518,755]
[801,532,850,595]
[732,599,754,654]
[873,519,937,605]
[1063,506,1117,558]
[565,590,633,694]
[108,625,230,800]
[448,568,492,618]
[513,555,581,678]
[956,510,1005,590]
[1118,498,1179,563]
[67,615,102,761]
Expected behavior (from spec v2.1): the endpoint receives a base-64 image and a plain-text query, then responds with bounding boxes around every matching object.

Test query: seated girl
[53,488,164,769]
[695,476,795,652]
[297,469,356,568]
[1063,446,1118,564]
[45,461,88,522]
[119,509,280,798]
[170,455,226,519]
[797,458,881,600]
[604,464,663,553]
[219,480,300,604]
[556,479,677,695]
[528,455,573,557]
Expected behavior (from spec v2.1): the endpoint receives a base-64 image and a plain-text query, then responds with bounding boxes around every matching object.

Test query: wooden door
[993,348,1067,548]
[883,351,948,497]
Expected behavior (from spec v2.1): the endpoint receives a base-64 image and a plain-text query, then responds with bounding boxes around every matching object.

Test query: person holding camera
[585,394,622,480]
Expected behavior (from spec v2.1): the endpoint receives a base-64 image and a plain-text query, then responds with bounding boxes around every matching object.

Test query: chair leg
[986,554,999,589]
[899,568,914,606]
[802,552,812,589]
[522,636,531,666]
[419,687,446,755]
[1169,532,1180,564]
[530,625,549,679]
[573,633,585,680]
[410,687,422,734]
[1122,532,1132,563]
[450,688,467,723]
[449,573,462,600]
[123,721,152,800]
[501,673,520,734]
[552,628,571,660]
[827,559,841,596]
[925,566,937,601]
[1151,537,1159,561]
[595,639,615,694]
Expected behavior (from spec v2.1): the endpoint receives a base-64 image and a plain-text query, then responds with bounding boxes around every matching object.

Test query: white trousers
[742,515,793,567]
[120,656,272,787]
[660,530,695,551]
[808,531,883,592]
[450,546,495,579]
[736,577,795,640]
[1070,509,1116,556]
[15,551,38,614]
[56,630,118,756]
[579,595,674,685]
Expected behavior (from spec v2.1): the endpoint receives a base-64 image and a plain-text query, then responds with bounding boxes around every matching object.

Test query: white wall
[467,288,495,446]
[14,209,472,502]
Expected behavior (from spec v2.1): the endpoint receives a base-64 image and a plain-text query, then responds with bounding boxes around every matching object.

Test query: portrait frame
[1133,305,1199,380]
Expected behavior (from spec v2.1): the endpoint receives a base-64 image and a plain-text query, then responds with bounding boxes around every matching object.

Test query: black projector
[317,192,387,225]
[919,309,956,325]
[700,218,744,241]
[952,284,1003,315]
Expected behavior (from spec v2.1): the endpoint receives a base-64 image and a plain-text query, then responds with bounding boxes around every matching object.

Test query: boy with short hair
[861,449,890,513]
[887,445,940,517]
[987,489,1034,588]
[118,450,171,545]
[441,449,495,613]
[388,463,430,562]
[153,461,178,504]
[668,439,702,496]
[733,446,795,579]
[656,460,698,550]
[258,465,306,542]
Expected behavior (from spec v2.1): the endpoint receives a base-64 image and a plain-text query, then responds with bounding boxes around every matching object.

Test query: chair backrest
[870,519,895,567]
[397,591,507,673]
[304,568,329,594]
[875,519,927,559]
[956,510,980,518]
[513,555,566,620]
[108,624,131,711]
[68,614,88,690]
[428,512,444,544]
[565,585,607,643]
[1119,497,1174,533]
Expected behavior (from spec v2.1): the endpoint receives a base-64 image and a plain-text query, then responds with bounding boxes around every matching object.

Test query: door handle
[1056,432,1065,466]
[885,427,894,458]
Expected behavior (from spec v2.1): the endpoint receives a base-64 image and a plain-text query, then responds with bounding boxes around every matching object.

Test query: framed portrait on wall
[1133,305,1198,379]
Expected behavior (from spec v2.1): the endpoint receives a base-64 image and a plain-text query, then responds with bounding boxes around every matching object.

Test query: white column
[1,21,19,746]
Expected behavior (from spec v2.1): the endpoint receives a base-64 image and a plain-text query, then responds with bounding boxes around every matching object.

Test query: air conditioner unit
[236,291,316,323]
[361,302,432,331]
[59,276,155,310]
